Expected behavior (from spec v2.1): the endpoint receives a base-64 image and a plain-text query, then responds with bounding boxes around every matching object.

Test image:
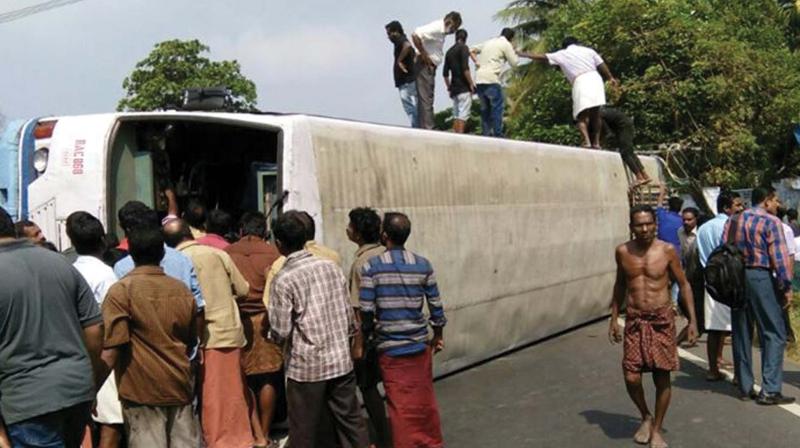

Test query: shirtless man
[609,205,698,448]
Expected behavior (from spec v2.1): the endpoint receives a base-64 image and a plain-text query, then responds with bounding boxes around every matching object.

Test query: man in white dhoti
[696,191,745,381]
[520,37,619,148]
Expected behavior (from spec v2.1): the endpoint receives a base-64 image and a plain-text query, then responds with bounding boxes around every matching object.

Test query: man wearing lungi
[609,205,698,448]
[520,37,619,148]
[360,212,447,448]
[696,191,744,381]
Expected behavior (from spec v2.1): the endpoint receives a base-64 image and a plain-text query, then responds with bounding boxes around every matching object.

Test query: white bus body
[2,112,663,375]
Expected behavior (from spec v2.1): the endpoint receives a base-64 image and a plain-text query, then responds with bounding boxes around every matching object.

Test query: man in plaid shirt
[268,210,368,448]
[723,187,795,405]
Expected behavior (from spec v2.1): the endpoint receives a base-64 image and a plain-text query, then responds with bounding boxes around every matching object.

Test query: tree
[118,39,257,112]
[502,0,800,188]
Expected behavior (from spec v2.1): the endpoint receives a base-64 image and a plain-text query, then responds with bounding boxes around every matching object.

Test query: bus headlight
[33,148,49,174]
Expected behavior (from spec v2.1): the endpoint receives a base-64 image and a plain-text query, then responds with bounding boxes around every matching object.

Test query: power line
[0,0,86,25]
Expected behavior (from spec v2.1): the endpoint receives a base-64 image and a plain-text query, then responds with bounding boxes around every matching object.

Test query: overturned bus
[0,111,663,376]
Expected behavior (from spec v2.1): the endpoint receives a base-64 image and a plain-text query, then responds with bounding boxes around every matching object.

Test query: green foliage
[503,0,800,188]
[118,39,257,112]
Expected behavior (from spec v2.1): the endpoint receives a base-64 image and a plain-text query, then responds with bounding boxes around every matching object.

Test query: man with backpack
[723,187,795,405]
[696,191,744,381]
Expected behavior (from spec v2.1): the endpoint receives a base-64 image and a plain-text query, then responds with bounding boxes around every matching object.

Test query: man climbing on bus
[609,205,698,448]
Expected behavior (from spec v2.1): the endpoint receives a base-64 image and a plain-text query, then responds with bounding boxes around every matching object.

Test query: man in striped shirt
[723,186,795,405]
[268,211,367,448]
[360,212,446,448]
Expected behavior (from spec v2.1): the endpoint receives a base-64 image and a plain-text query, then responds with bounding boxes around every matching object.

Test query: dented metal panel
[303,118,663,375]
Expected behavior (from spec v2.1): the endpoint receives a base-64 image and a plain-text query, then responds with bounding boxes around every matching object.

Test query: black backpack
[704,214,746,310]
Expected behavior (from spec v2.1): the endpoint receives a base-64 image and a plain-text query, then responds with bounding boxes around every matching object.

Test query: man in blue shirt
[695,191,744,381]
[655,184,683,254]
[360,212,446,448]
[112,202,204,311]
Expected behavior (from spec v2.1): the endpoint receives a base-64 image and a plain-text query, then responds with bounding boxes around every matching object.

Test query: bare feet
[631,177,653,189]
[634,416,653,444]
[706,371,724,382]
[649,430,668,448]
[718,358,733,369]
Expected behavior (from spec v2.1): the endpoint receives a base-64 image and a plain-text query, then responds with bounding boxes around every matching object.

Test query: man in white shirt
[412,11,462,130]
[520,37,619,148]
[66,211,124,448]
[471,28,520,137]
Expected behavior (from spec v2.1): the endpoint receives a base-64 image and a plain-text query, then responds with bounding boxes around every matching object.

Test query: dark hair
[118,201,159,235]
[667,196,683,213]
[162,219,193,248]
[501,27,516,41]
[206,209,233,237]
[298,211,316,241]
[385,20,404,34]
[445,11,462,29]
[788,208,798,221]
[777,207,788,220]
[128,227,165,266]
[240,211,268,238]
[562,36,579,48]
[274,211,308,252]
[349,207,381,244]
[630,205,656,224]
[455,29,468,41]
[717,191,736,213]
[183,197,207,230]
[383,212,411,245]
[0,206,14,238]
[13,219,36,238]
[751,187,776,206]
[66,211,106,255]
[681,207,699,218]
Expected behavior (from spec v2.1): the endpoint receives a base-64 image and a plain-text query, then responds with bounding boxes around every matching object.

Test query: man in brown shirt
[346,207,390,448]
[163,219,253,448]
[101,227,198,448]
[225,211,285,446]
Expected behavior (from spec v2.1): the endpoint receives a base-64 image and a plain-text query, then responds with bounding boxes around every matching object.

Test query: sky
[0,0,511,126]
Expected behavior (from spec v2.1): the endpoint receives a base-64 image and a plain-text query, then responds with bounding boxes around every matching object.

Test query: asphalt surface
[435,318,800,447]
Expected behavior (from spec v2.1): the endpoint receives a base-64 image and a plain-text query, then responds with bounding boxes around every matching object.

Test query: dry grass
[787,292,800,363]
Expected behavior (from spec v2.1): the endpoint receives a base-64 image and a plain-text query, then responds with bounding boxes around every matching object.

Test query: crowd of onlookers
[0,200,448,448]
[655,184,797,404]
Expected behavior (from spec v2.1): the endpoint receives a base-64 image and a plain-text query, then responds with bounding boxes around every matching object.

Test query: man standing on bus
[386,20,419,128]
[412,11,462,129]
[471,28,520,137]
[443,29,476,134]
[360,212,447,448]
[609,205,698,448]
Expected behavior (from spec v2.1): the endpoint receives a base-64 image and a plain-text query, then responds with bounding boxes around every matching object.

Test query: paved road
[436,319,800,447]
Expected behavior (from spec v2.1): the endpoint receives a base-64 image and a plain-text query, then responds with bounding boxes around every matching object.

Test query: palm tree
[778,0,800,48]
[494,1,570,37]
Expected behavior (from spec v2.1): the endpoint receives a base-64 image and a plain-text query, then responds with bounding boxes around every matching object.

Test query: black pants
[287,371,368,448]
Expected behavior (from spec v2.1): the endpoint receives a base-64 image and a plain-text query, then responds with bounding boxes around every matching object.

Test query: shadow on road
[579,410,641,439]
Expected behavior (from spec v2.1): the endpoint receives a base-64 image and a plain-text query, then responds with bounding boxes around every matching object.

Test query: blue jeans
[477,83,505,137]
[7,401,92,448]
[398,81,419,128]
[732,269,787,395]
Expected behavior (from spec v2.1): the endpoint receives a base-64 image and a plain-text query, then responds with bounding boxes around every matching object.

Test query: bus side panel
[308,123,660,376]
[27,115,116,249]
